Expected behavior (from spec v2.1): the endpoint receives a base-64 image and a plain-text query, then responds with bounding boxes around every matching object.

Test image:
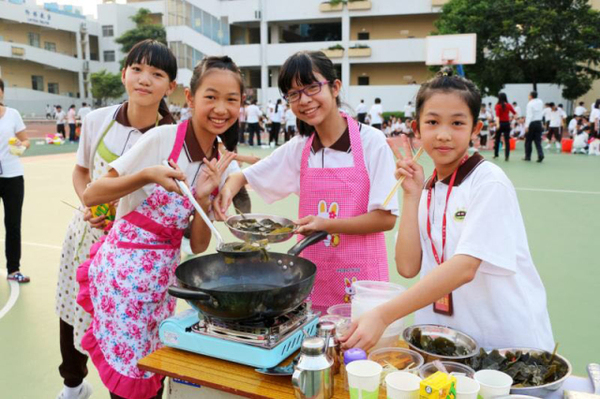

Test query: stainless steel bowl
[403,324,479,363]
[225,213,298,243]
[496,348,572,397]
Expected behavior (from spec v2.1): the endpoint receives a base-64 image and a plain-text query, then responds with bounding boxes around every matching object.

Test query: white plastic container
[351,280,406,346]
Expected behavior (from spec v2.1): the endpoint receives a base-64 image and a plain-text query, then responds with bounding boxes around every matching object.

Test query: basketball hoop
[426,34,476,66]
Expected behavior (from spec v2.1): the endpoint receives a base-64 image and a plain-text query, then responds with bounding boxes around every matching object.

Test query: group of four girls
[55,40,553,399]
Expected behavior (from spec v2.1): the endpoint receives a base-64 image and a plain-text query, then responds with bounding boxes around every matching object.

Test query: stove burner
[190,302,317,348]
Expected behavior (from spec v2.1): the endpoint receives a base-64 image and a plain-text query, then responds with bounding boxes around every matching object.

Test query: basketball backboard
[425,34,477,65]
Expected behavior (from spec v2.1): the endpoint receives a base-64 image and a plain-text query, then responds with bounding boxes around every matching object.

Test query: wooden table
[139,346,389,399]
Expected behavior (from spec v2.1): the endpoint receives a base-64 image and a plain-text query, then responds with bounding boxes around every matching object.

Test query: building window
[102,25,114,37]
[32,75,44,91]
[28,32,41,47]
[104,50,116,62]
[358,76,370,86]
[48,82,59,94]
[357,32,370,40]
[44,42,57,52]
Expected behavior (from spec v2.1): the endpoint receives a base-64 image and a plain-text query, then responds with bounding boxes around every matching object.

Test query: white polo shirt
[414,154,554,351]
[243,122,399,216]
[0,107,26,177]
[369,104,383,125]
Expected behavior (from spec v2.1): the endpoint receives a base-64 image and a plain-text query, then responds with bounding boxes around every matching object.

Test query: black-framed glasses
[283,80,329,103]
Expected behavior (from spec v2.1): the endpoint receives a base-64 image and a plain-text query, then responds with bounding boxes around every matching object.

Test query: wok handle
[287,231,328,256]
[168,286,212,301]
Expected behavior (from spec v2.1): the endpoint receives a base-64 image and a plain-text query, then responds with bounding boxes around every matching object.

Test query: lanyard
[426,155,468,265]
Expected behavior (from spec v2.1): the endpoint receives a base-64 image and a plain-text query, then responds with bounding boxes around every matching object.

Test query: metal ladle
[162,160,262,258]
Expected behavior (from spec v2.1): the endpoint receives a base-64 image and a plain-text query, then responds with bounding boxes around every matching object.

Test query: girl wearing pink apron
[77,122,194,399]
[298,113,389,311]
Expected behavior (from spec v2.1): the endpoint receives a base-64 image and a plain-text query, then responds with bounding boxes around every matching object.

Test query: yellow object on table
[420,371,456,399]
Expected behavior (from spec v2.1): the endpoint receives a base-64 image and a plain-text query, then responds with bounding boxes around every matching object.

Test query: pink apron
[77,121,194,399]
[298,112,389,311]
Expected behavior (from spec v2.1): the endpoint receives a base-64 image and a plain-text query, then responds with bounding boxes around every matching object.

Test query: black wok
[168,231,327,322]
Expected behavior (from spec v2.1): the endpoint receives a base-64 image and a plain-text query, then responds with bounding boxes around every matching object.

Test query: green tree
[90,70,125,106]
[435,0,600,99]
[115,8,166,61]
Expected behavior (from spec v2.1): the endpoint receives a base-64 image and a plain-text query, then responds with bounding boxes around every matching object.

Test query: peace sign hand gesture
[391,135,424,198]
[195,151,237,201]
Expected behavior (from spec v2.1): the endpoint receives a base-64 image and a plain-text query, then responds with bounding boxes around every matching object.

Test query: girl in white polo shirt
[214,51,399,312]
[55,39,178,399]
[342,68,554,352]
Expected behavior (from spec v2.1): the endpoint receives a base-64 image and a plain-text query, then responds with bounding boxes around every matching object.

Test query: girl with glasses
[214,51,399,312]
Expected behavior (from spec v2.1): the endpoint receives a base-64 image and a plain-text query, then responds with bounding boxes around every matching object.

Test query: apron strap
[168,120,188,163]
[339,112,366,172]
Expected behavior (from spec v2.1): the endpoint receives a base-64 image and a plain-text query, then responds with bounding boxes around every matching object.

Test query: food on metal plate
[466,349,568,387]
[231,218,295,235]
[219,242,263,253]
[410,327,469,357]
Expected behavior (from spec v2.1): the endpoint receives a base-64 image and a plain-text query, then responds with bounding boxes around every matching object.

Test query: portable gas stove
[159,302,320,368]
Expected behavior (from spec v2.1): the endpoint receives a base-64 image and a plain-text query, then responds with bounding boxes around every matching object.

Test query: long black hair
[415,66,481,126]
[189,55,245,151]
[497,92,508,112]
[278,51,340,136]
[124,39,178,119]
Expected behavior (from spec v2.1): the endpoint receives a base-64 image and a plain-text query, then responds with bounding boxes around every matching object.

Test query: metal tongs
[162,160,261,258]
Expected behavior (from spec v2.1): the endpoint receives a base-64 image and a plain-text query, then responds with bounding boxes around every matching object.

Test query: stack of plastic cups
[342,348,367,391]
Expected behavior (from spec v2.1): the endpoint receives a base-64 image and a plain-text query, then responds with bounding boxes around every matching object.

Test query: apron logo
[454,208,467,222]
[318,200,340,247]
[344,277,357,303]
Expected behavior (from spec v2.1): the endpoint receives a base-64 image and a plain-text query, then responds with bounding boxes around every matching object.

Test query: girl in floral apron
[55,39,177,399]
[214,51,399,312]
[76,56,243,399]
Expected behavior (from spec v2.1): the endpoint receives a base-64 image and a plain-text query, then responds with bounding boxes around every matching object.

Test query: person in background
[269,99,284,147]
[589,99,600,139]
[46,103,53,119]
[356,99,367,124]
[284,104,297,142]
[67,105,78,142]
[477,103,492,150]
[545,103,562,151]
[180,103,191,122]
[246,99,262,147]
[524,91,545,162]
[238,102,246,144]
[558,104,567,140]
[0,78,31,283]
[369,97,383,130]
[568,115,580,138]
[512,101,521,118]
[494,92,516,161]
[404,101,415,119]
[574,101,587,117]
[56,105,67,139]
[77,102,92,122]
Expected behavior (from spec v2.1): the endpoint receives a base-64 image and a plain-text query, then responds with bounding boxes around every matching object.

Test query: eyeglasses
[284,80,329,103]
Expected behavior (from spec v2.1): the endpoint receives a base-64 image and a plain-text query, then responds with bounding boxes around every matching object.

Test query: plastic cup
[455,375,480,399]
[385,371,421,399]
[474,370,513,399]
[346,360,382,399]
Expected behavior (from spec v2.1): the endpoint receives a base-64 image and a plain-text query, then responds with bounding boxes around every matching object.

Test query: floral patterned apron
[298,113,389,312]
[77,121,194,399]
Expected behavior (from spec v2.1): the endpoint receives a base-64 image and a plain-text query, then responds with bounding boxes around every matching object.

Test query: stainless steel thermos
[291,336,334,399]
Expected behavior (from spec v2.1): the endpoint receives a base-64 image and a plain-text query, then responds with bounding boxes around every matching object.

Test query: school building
[1,0,598,116]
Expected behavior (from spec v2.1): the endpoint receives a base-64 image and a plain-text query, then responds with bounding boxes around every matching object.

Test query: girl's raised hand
[150,159,186,195]
[392,135,424,197]
[195,151,237,200]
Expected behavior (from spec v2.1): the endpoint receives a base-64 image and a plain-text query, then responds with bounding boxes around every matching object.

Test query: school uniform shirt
[404,104,415,118]
[285,109,297,128]
[414,153,554,351]
[271,105,284,123]
[0,107,26,177]
[574,106,586,116]
[77,106,92,121]
[590,108,600,125]
[77,103,174,171]
[513,105,522,117]
[542,107,552,124]
[567,119,578,135]
[110,122,238,219]
[67,109,77,124]
[356,102,367,115]
[243,123,399,216]
[548,110,563,128]
[369,104,383,125]
[56,110,66,125]
[246,104,262,123]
